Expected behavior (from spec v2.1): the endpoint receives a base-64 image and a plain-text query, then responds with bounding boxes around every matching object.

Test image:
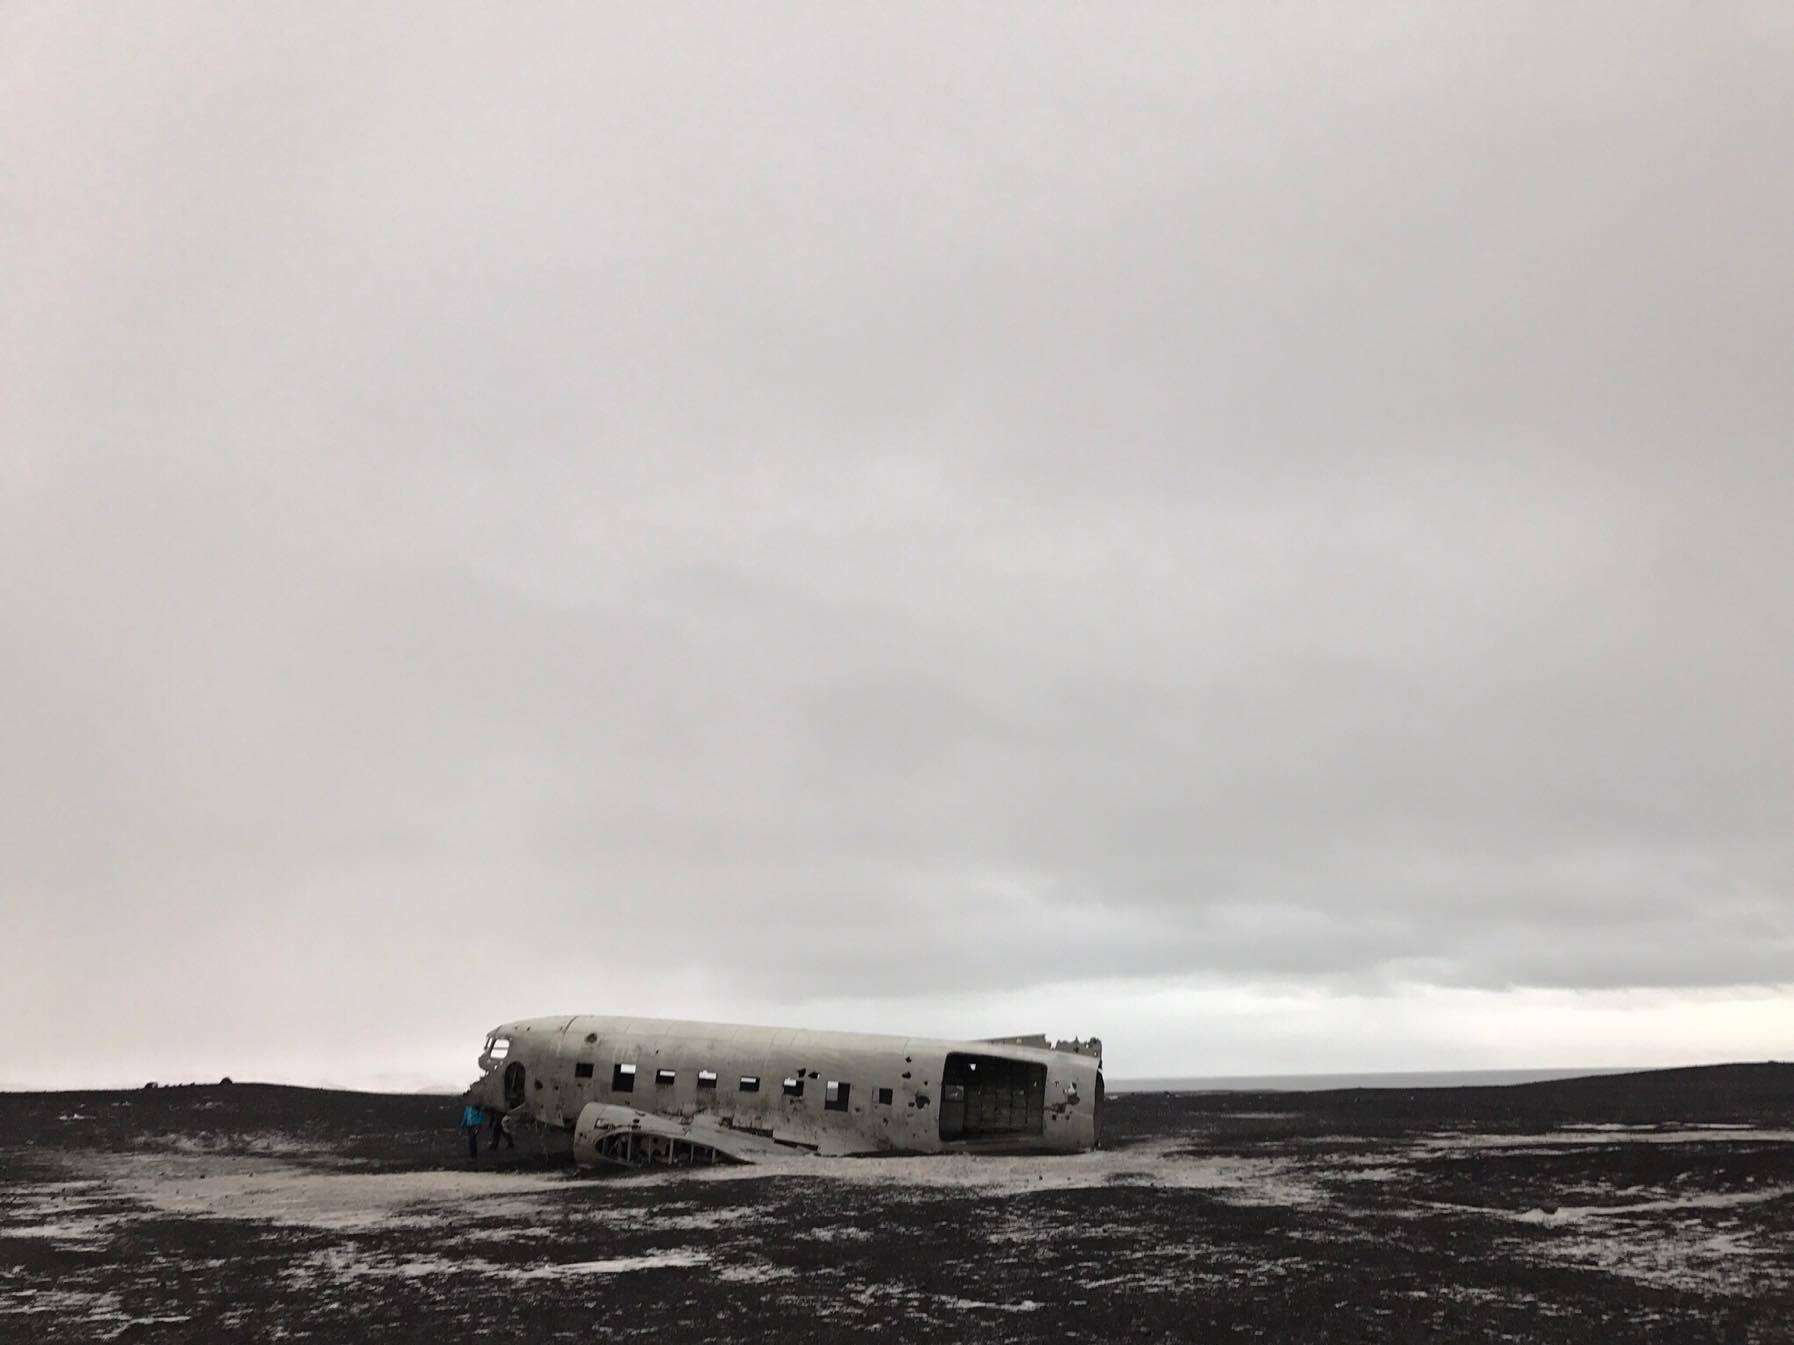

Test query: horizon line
[5,1059,1786,1098]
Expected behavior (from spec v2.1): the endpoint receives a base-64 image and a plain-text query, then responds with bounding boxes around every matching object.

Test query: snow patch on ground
[802,1224,874,1242]
[516,1252,710,1277]
[715,1261,800,1284]
[0,1181,132,1244]
[1510,1184,1794,1225]
[87,1153,573,1231]
[136,1130,318,1158]
[821,1283,1045,1318]
[284,1246,710,1283]
[633,1138,1331,1205]
[1510,1223,1781,1294]
[0,1288,187,1341]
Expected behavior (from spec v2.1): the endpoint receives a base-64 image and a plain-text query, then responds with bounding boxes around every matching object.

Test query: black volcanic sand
[3,1065,1791,1342]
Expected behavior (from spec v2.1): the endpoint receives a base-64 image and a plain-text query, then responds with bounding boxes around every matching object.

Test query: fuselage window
[656,1068,676,1085]
[782,1076,804,1098]
[824,1080,850,1111]
[697,1070,718,1089]
[738,1075,760,1093]
[875,1087,894,1106]
[574,1062,594,1080]
[612,1062,637,1093]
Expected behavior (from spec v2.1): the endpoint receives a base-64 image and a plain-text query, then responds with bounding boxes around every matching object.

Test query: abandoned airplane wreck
[463,1015,1105,1168]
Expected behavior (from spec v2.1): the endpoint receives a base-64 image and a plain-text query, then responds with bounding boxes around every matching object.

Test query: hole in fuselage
[938,1053,1046,1142]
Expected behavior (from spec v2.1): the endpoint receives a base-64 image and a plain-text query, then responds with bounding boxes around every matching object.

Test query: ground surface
[2,1064,1791,1342]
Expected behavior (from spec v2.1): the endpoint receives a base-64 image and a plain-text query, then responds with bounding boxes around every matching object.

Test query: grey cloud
[4,3,1792,1084]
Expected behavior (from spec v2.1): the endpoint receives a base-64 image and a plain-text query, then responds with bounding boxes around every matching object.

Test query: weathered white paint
[463,1014,1104,1167]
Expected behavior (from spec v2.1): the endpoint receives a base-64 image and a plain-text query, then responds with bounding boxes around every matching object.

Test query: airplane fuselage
[465,1014,1104,1164]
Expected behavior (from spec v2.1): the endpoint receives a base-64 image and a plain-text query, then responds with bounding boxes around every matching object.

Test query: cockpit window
[485,1037,511,1061]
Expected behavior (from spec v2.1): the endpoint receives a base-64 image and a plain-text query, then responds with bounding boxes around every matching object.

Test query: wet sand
[2,1063,1790,1341]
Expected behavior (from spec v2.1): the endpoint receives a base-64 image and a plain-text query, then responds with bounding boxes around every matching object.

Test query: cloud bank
[4,3,1790,1086]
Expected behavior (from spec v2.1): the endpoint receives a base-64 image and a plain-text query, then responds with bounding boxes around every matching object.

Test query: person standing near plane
[486,1106,516,1153]
[460,1102,485,1162]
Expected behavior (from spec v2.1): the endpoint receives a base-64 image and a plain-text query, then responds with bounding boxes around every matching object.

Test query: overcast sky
[5,3,1791,1091]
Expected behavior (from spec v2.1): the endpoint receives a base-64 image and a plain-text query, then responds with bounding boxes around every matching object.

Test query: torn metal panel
[980,1034,1104,1063]
[464,1014,1105,1169]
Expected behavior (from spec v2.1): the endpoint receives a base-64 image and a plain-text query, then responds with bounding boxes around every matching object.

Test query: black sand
[2,1063,1790,1342]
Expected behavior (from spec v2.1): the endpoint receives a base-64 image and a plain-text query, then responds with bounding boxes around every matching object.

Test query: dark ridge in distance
[1109,1066,1641,1092]
[1109,1061,1794,1138]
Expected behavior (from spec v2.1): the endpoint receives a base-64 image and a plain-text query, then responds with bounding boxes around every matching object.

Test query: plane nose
[463,1071,501,1110]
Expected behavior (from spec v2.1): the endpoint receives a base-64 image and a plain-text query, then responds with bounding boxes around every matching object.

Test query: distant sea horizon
[1107,1066,1648,1093]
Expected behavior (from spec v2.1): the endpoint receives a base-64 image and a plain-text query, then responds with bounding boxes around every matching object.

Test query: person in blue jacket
[460,1103,485,1162]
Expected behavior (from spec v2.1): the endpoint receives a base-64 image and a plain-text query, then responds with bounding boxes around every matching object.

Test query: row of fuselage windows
[572,1060,895,1111]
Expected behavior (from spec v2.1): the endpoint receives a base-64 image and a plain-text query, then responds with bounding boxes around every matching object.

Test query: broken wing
[571,1102,793,1168]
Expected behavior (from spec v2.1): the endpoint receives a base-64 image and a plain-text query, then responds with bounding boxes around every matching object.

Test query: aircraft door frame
[543,1017,580,1129]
